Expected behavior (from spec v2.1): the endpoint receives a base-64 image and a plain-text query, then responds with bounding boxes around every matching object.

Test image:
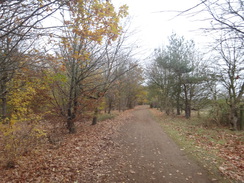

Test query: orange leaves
[64,20,71,25]
[60,64,66,72]
[71,50,90,62]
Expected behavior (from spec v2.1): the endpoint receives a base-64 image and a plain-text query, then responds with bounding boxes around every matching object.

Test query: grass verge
[150,108,244,183]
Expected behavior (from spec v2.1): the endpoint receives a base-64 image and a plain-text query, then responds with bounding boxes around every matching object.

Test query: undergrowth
[97,111,119,122]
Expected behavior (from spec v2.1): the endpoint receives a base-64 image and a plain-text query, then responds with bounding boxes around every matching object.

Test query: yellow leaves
[136,88,149,104]
[60,64,66,72]
[0,69,49,166]
[6,71,49,125]
[0,116,47,167]
[33,48,39,53]
[65,0,128,45]
[47,72,67,84]
[32,126,47,138]
[72,53,80,60]
[72,28,80,34]
[118,4,129,18]
[38,0,44,8]
[93,1,104,14]
[71,50,90,62]
[38,0,43,4]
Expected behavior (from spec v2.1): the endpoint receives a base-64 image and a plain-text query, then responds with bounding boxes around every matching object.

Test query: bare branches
[204,0,244,37]
[0,0,61,39]
[156,0,243,43]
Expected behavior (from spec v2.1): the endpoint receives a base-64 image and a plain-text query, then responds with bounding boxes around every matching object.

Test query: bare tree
[0,0,63,39]
[201,0,244,41]
[177,0,244,127]
[214,35,244,130]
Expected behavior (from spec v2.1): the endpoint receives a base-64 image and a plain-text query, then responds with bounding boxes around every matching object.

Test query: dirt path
[0,105,216,183]
[106,105,214,183]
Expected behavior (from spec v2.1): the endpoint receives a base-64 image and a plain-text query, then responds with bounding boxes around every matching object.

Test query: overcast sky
[112,0,212,60]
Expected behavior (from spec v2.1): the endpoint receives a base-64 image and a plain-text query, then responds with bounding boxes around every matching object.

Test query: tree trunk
[160,99,163,112]
[67,118,76,133]
[229,104,238,131]
[66,67,78,133]
[197,108,200,118]
[176,97,181,115]
[183,84,191,119]
[185,105,191,119]
[118,98,121,112]
[92,107,98,125]
[240,105,244,130]
[108,100,112,114]
[128,102,132,109]
[176,75,182,115]
[1,81,7,123]
[1,97,7,122]
[67,90,76,133]
[67,102,76,133]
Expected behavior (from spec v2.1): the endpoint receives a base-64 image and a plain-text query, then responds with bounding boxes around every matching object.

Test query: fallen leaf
[130,170,136,174]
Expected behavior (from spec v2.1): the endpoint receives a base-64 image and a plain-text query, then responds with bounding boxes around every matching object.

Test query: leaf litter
[0,110,133,183]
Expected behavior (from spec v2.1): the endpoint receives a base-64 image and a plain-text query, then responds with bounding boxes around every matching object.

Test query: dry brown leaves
[218,134,244,181]
[0,110,132,183]
[183,129,244,182]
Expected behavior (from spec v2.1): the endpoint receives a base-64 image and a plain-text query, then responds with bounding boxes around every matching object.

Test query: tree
[124,63,144,109]
[147,49,175,113]
[0,38,22,122]
[174,0,244,128]
[166,34,195,115]
[91,23,135,124]
[147,33,209,118]
[200,0,244,42]
[0,60,50,167]
[0,0,62,39]
[49,0,128,133]
[0,0,66,122]
[214,35,244,130]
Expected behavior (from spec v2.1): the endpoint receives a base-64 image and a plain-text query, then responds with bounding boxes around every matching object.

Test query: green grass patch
[150,108,242,183]
[97,112,118,122]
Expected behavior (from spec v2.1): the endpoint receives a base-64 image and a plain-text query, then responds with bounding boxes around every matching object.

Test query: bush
[0,119,46,168]
[209,99,229,126]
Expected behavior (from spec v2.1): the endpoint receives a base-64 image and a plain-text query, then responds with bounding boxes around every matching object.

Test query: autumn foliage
[0,0,136,168]
[1,0,242,182]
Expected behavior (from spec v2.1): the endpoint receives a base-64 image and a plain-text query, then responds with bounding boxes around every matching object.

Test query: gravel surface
[106,105,214,183]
